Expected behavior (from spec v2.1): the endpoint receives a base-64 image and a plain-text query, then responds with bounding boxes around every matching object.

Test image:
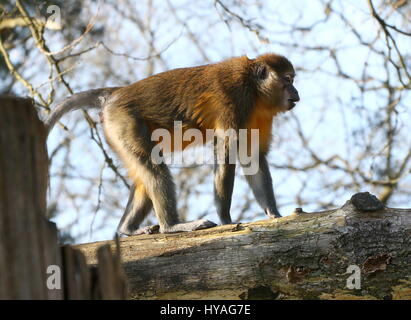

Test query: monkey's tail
[45,87,119,133]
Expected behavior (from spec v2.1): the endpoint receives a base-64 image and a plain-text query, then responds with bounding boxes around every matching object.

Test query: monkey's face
[254,58,300,111]
[281,72,299,110]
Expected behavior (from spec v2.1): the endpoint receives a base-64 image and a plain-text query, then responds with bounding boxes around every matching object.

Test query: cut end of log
[349,192,385,212]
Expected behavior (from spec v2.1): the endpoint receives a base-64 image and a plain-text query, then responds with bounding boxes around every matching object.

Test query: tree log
[77,192,411,300]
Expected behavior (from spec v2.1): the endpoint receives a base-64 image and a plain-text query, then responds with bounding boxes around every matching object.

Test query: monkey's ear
[255,64,268,80]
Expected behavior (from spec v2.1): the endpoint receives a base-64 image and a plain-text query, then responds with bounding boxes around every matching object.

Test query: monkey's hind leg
[104,108,216,234]
[129,156,216,233]
[116,183,153,236]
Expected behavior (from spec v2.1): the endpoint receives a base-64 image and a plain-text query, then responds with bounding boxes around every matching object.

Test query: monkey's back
[111,56,258,133]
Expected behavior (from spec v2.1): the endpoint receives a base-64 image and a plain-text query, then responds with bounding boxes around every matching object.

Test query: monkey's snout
[287,99,298,110]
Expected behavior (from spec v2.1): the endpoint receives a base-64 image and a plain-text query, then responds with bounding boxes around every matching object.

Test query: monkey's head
[253,54,300,111]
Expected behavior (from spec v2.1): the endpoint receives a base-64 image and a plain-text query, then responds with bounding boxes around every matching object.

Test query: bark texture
[77,193,411,300]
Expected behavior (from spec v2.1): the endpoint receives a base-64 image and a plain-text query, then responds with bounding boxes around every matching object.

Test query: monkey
[46,53,300,236]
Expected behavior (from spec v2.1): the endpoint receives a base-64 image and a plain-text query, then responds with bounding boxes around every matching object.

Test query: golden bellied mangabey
[46,53,300,235]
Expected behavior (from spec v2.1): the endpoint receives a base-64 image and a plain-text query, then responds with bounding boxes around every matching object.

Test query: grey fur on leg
[116,183,153,235]
[214,136,236,225]
[242,154,282,219]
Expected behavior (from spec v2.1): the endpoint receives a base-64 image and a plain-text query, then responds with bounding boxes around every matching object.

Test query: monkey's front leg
[214,162,236,224]
[214,136,237,225]
[243,154,282,218]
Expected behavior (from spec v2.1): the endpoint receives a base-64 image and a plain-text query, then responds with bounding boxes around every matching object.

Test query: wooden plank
[0,96,48,299]
[0,96,128,300]
[96,244,128,299]
[41,219,64,300]
[61,246,91,299]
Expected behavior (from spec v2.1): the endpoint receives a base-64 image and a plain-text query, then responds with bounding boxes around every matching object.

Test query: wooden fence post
[0,96,56,299]
[0,96,127,299]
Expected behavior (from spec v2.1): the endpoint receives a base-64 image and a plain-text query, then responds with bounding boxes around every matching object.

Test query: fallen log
[77,192,411,300]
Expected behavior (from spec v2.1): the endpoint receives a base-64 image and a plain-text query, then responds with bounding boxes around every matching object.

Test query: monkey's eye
[283,75,294,84]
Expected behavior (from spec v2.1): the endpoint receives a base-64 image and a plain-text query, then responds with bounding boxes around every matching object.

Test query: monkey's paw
[190,219,218,230]
[265,208,282,219]
[162,219,217,233]
[132,225,160,235]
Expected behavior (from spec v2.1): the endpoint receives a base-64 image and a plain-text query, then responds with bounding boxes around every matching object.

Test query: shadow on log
[77,192,411,300]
